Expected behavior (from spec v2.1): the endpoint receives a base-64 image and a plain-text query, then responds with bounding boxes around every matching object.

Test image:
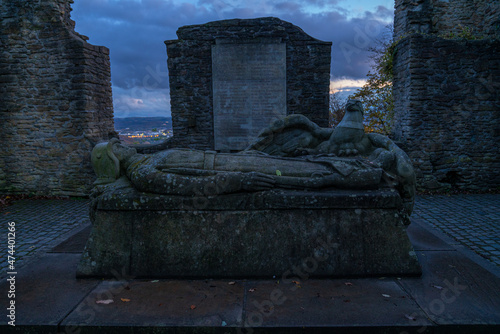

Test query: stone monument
[164,17,332,151]
[77,100,421,278]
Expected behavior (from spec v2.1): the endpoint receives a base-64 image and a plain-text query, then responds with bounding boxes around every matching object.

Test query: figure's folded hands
[241,172,276,191]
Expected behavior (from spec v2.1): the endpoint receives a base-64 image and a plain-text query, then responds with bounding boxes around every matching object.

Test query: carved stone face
[346,99,363,113]
[112,142,137,162]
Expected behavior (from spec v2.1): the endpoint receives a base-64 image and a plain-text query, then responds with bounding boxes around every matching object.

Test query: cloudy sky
[71,0,394,118]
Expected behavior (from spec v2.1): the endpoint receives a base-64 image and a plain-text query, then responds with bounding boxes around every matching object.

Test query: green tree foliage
[349,26,395,135]
[349,72,394,135]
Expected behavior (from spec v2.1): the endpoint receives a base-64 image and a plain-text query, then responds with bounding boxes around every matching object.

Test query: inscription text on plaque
[212,39,287,151]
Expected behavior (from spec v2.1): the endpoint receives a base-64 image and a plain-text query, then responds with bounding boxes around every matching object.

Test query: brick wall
[0,0,115,196]
[165,17,332,150]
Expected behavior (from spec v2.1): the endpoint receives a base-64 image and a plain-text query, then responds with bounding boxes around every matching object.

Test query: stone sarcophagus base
[77,178,421,278]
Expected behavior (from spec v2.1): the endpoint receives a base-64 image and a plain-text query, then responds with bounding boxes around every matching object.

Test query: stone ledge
[94,177,404,212]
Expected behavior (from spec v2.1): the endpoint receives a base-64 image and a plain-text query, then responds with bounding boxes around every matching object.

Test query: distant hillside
[114,117,172,131]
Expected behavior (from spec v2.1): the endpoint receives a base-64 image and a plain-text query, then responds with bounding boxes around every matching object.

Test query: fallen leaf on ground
[405,314,417,321]
[190,305,196,310]
[96,299,114,304]
[344,282,353,286]
[228,281,236,285]
[248,288,256,292]
[382,294,391,298]
[121,298,131,302]
[292,280,300,285]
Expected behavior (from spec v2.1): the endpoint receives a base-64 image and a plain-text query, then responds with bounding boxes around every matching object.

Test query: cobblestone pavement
[413,194,500,266]
[1,195,499,277]
[1,199,90,275]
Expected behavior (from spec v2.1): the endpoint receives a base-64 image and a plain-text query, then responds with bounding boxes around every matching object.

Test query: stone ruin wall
[393,0,500,191]
[394,0,499,39]
[0,0,115,196]
[165,17,332,150]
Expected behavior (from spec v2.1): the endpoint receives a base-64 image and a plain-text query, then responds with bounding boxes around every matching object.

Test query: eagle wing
[246,115,332,157]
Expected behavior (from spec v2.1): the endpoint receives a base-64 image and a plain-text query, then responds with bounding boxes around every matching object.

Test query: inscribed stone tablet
[212,39,286,151]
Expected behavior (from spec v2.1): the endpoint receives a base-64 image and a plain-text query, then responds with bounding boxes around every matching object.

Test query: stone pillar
[0,0,115,196]
[393,0,500,191]
[394,0,499,39]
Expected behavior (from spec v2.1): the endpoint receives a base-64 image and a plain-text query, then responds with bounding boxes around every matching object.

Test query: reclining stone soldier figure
[93,139,383,193]
[92,99,415,215]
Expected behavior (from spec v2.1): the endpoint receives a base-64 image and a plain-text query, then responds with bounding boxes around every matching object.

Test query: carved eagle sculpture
[322,99,372,156]
[246,99,416,216]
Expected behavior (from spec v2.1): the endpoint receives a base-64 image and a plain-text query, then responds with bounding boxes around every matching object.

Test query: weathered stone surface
[93,177,403,212]
[0,0,115,196]
[248,108,417,215]
[394,0,499,39]
[212,39,287,151]
[393,0,500,192]
[77,179,421,278]
[164,17,332,150]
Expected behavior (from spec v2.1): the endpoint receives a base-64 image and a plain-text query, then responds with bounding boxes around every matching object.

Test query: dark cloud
[274,2,303,12]
[71,0,393,116]
[375,5,394,20]
[275,10,392,79]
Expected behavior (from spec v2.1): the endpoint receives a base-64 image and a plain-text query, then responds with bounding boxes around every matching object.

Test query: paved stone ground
[1,195,499,277]
[0,199,90,275]
[413,194,500,266]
